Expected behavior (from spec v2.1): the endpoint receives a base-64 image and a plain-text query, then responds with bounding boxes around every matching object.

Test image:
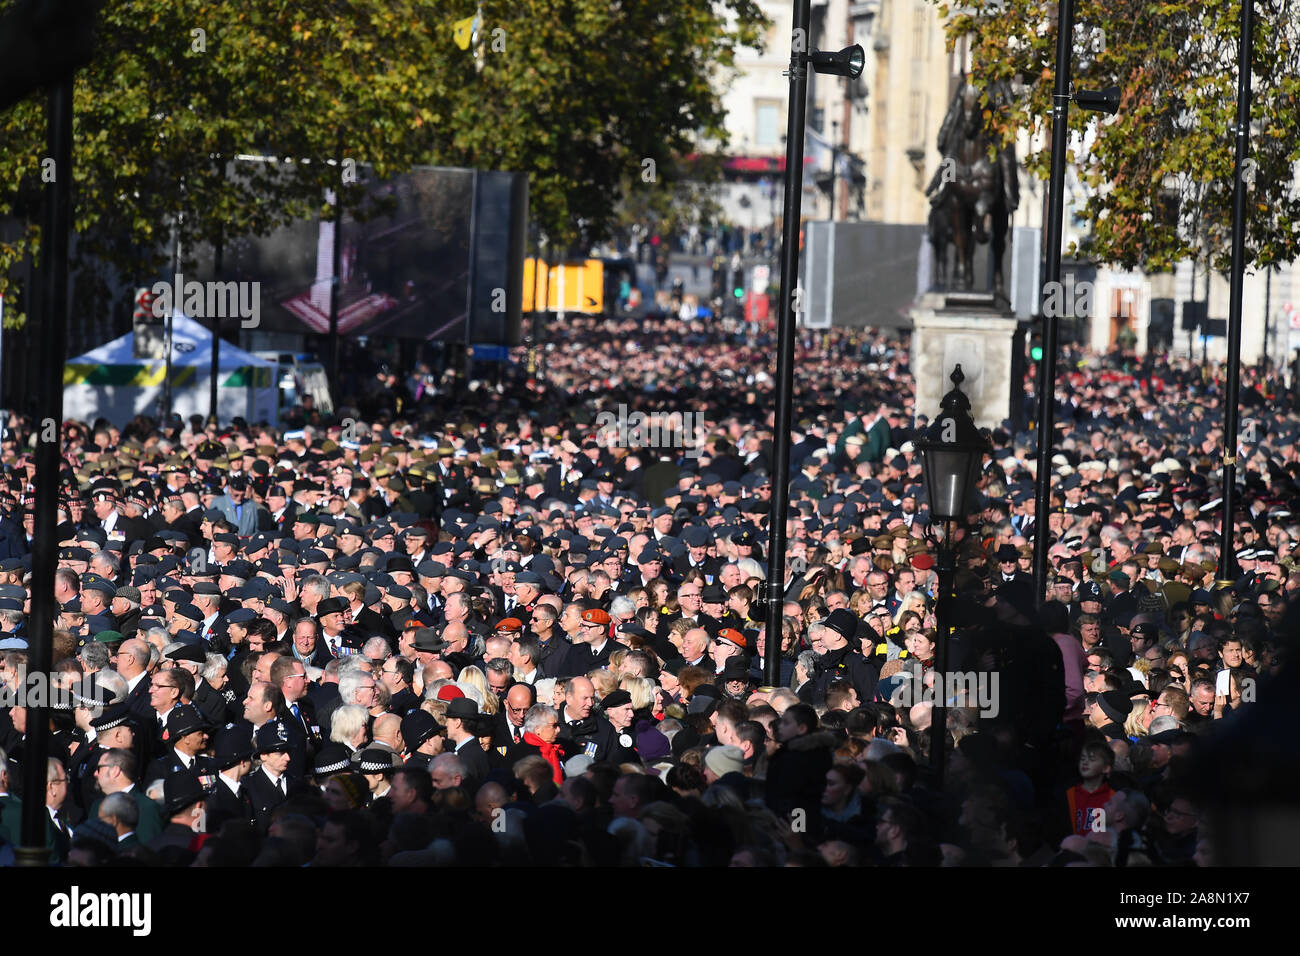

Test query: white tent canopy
[64,312,279,425]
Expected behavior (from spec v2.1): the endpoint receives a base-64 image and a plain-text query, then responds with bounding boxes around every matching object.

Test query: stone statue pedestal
[910,292,1020,431]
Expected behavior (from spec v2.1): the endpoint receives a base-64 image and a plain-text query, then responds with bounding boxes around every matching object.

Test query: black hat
[412,628,449,653]
[166,642,206,664]
[822,607,860,642]
[211,723,254,769]
[69,676,118,711]
[444,698,479,722]
[1097,691,1134,724]
[312,743,352,777]
[164,704,209,741]
[352,747,402,775]
[600,689,633,710]
[401,711,439,750]
[700,585,726,604]
[316,597,349,617]
[163,773,208,817]
[89,700,134,733]
[721,658,751,683]
[662,658,687,677]
[1130,621,1158,640]
[253,718,293,755]
[995,543,1019,562]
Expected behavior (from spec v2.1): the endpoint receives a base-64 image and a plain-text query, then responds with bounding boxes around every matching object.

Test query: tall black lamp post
[916,365,991,786]
[1030,0,1122,605]
[1217,0,1255,580]
[762,0,864,686]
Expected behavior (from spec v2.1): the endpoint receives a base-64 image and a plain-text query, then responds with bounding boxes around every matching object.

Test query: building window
[909,90,925,147]
[755,102,780,148]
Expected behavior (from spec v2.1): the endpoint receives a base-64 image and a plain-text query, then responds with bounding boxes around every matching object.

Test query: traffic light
[1029,324,1044,362]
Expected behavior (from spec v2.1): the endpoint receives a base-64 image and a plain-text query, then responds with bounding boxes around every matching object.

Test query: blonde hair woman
[457,665,499,715]
[588,667,619,699]
[620,675,656,715]
[893,591,929,627]
[1124,698,1149,739]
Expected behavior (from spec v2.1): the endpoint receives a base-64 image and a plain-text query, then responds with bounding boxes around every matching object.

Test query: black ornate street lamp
[915,365,991,786]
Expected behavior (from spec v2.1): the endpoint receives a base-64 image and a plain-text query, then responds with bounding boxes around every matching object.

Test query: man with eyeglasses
[1154,795,1199,864]
[270,656,321,772]
[491,684,535,763]
[655,582,717,645]
[88,747,163,845]
[864,572,891,610]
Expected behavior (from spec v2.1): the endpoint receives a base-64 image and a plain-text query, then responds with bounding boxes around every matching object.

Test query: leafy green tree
[423,1,766,250]
[0,0,766,327]
[935,0,1300,272]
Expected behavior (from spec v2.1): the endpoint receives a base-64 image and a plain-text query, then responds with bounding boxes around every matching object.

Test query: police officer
[811,609,880,707]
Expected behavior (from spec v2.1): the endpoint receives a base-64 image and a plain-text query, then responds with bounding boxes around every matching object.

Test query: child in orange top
[1066,741,1115,837]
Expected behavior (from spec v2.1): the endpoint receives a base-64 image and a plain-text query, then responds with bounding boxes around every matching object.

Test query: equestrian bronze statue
[925,80,1020,294]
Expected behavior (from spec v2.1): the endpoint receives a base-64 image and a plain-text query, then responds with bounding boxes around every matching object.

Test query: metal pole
[164,223,177,423]
[328,142,344,404]
[537,241,550,383]
[208,230,223,425]
[1219,0,1255,580]
[1031,0,1075,606]
[829,120,838,222]
[764,0,812,687]
[525,230,538,376]
[930,528,955,785]
[1204,246,1211,371]
[17,76,73,866]
[1262,266,1272,372]
[463,170,479,387]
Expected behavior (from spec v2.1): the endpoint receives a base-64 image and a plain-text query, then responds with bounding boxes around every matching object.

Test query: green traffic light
[1030,346,1044,361]
[734,287,744,298]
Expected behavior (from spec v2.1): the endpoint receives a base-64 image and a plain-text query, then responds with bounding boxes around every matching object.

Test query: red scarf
[524,732,565,784]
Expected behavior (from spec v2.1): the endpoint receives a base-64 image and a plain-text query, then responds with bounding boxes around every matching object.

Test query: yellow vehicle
[522,257,637,317]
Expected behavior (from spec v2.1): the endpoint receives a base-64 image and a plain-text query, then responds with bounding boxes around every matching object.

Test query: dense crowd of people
[0,315,1291,866]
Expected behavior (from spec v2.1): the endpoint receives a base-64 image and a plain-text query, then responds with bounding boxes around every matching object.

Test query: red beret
[717,628,747,649]
[581,608,611,625]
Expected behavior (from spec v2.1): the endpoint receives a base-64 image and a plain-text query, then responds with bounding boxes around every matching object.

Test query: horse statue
[927,196,953,290]
[924,80,1019,294]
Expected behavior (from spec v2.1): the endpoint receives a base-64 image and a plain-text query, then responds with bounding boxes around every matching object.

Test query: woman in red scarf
[521,706,566,784]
